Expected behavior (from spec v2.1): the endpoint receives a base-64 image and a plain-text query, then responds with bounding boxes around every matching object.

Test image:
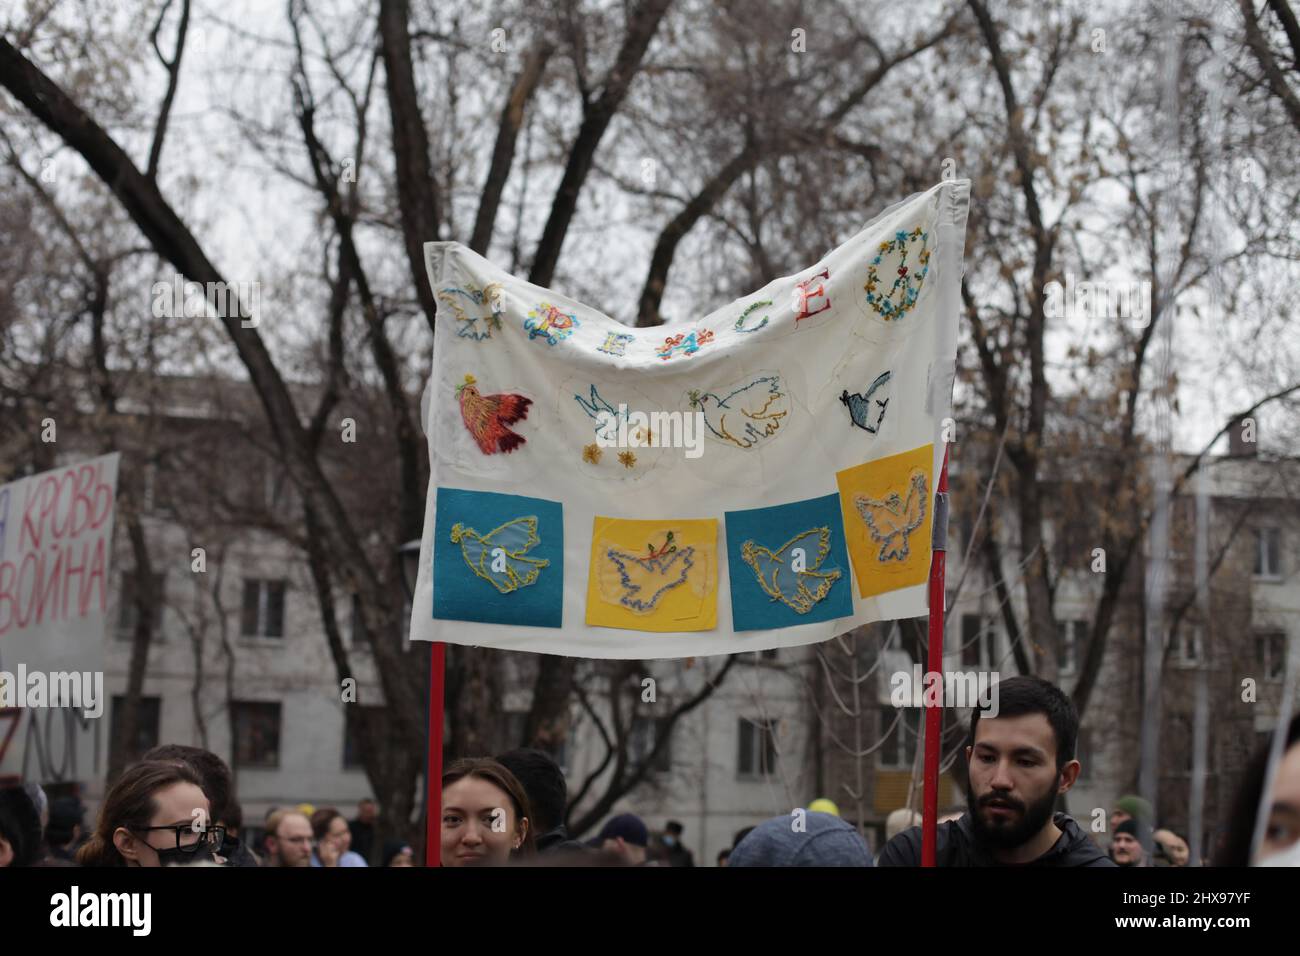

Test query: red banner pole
[425,641,446,867]
[921,445,950,867]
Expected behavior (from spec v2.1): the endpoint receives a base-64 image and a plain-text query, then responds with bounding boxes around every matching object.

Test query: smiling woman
[440,758,535,867]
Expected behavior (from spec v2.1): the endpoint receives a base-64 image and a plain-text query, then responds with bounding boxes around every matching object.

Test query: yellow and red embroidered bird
[456,374,532,455]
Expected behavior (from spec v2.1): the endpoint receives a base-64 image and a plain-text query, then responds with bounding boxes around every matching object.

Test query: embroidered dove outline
[604,546,697,613]
[450,516,549,593]
[854,468,928,562]
[740,527,842,614]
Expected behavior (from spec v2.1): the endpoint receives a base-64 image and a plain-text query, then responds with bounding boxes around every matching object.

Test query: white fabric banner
[410,181,969,659]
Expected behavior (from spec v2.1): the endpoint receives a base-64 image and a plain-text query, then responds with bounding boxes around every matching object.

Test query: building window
[878,706,922,770]
[241,579,285,637]
[961,614,990,668]
[232,701,281,768]
[116,572,165,639]
[1173,625,1203,668]
[264,467,292,513]
[342,706,384,770]
[1056,619,1084,674]
[630,715,672,773]
[1255,528,1281,578]
[110,695,161,763]
[1168,715,1195,775]
[737,717,778,777]
[1256,631,1287,681]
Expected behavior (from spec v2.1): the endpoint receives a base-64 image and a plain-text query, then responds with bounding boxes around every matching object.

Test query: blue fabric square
[725,494,854,631]
[433,488,563,627]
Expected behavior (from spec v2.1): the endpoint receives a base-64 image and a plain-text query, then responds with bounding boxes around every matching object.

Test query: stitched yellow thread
[450,516,549,593]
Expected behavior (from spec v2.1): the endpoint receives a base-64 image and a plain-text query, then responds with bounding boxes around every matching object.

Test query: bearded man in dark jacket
[879,675,1114,867]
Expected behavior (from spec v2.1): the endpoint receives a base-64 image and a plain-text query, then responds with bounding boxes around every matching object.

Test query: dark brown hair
[310,807,345,839]
[76,760,205,867]
[143,744,233,824]
[442,757,537,857]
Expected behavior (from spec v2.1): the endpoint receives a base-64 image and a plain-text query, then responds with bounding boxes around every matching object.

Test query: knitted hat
[1115,817,1152,846]
[728,811,872,867]
[1114,795,1153,824]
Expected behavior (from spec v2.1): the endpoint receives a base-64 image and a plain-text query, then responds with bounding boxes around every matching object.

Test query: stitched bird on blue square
[432,488,564,627]
[725,494,854,631]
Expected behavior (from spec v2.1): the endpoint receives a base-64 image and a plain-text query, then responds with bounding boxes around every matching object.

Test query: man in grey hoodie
[879,676,1114,867]
[727,811,874,866]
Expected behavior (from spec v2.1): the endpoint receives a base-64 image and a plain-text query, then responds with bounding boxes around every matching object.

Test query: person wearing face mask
[76,760,221,867]
[660,820,695,867]
[441,757,536,867]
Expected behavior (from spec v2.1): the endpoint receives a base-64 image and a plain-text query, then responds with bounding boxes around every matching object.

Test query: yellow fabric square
[586,517,718,631]
[836,444,933,598]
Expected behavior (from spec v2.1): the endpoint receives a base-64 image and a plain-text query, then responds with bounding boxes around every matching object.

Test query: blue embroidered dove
[840,370,892,434]
[740,527,843,614]
[603,538,697,613]
[573,384,627,435]
[687,374,789,450]
[854,468,928,562]
[450,516,549,593]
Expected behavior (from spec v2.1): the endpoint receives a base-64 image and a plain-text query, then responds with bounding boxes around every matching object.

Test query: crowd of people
[2,677,1297,868]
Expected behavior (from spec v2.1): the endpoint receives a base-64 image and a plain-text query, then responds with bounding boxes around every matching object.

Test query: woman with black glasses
[77,760,222,866]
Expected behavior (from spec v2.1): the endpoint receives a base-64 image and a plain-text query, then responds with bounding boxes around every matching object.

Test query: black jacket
[220,835,261,867]
[536,826,588,857]
[878,812,1116,867]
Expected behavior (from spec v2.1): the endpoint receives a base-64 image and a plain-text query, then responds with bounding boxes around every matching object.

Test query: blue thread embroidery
[604,546,696,612]
[740,527,842,614]
[573,384,629,436]
[687,374,788,449]
[525,302,579,344]
[734,300,772,333]
[840,371,892,434]
[438,283,504,340]
[854,468,928,562]
[864,228,930,321]
[597,331,635,355]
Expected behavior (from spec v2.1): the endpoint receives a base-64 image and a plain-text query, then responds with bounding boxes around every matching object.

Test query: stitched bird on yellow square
[836,444,933,599]
[586,517,718,632]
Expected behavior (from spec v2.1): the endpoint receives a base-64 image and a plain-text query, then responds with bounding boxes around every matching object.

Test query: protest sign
[0,454,120,785]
